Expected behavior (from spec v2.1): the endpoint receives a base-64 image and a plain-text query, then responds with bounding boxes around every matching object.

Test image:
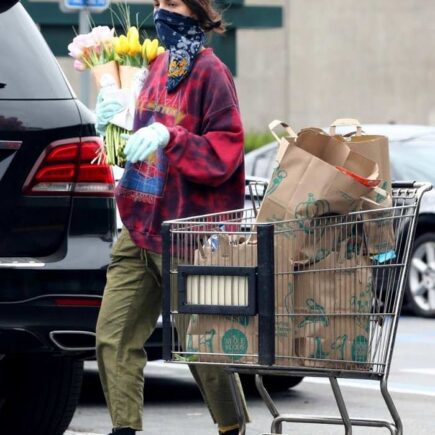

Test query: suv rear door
[1,3,86,258]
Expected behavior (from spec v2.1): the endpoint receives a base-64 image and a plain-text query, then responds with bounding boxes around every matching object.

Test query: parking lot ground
[68,316,435,434]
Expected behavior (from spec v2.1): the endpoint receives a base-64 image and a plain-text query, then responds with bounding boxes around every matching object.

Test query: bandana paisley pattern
[154,9,206,91]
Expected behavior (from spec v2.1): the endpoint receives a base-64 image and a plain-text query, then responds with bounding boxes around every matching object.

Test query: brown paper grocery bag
[256,126,380,263]
[329,118,391,190]
[361,188,396,255]
[268,119,298,163]
[330,119,395,255]
[186,314,259,364]
[185,234,295,365]
[294,239,373,369]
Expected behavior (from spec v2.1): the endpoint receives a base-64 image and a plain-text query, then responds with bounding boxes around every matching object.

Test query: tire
[0,354,84,435]
[240,373,303,394]
[405,232,435,317]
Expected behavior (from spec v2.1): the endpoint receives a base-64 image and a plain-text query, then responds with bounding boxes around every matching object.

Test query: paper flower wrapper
[119,65,143,89]
[101,68,149,167]
[91,61,121,89]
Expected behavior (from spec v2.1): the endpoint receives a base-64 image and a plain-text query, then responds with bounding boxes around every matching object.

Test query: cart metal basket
[162,181,431,435]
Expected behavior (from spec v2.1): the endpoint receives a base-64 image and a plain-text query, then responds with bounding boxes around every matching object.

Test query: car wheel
[240,373,303,394]
[406,232,435,317]
[0,354,83,435]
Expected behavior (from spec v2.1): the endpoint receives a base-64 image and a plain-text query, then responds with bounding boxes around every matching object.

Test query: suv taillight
[23,137,114,197]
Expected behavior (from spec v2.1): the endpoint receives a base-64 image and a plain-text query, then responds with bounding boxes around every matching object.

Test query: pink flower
[93,44,102,55]
[73,59,87,71]
[91,26,114,45]
[68,42,83,59]
[68,27,115,69]
[73,33,96,49]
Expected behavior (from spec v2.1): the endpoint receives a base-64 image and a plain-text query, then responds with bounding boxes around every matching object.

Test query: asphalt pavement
[67,316,435,434]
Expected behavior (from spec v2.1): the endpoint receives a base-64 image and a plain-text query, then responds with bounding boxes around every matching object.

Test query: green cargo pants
[96,227,248,432]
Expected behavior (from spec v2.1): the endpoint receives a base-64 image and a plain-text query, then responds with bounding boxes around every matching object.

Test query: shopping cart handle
[392,180,417,189]
[392,181,433,193]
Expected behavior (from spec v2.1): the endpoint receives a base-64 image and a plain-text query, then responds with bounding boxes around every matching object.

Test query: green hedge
[244,131,276,153]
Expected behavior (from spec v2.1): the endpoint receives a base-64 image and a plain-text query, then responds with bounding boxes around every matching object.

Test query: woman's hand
[122,122,170,163]
[95,91,125,137]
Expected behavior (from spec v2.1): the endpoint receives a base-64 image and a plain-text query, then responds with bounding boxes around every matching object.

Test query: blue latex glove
[95,91,125,137]
[122,122,170,163]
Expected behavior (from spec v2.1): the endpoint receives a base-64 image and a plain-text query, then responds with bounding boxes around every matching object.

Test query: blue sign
[63,0,110,11]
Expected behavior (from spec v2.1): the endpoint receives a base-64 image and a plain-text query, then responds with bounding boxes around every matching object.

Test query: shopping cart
[162,181,431,435]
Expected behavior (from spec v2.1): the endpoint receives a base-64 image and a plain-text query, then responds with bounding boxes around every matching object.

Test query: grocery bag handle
[269,120,297,142]
[329,118,362,136]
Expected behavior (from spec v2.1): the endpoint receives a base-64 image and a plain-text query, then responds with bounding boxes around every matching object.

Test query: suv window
[0,3,73,99]
[390,136,435,185]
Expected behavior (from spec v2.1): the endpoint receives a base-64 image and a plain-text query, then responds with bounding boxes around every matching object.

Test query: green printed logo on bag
[179,335,199,362]
[199,329,216,353]
[221,328,248,360]
[276,320,292,337]
[351,284,373,333]
[339,191,359,209]
[224,315,250,327]
[298,298,329,328]
[351,289,371,313]
[375,181,388,203]
[351,335,369,362]
[237,316,250,327]
[331,335,348,360]
[186,335,198,353]
[266,167,287,195]
[310,336,329,360]
[295,193,330,234]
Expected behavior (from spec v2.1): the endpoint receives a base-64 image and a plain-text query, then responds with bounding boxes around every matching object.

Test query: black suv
[0,2,116,434]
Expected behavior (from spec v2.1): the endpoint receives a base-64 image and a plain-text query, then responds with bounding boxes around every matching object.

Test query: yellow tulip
[125,26,140,57]
[141,38,151,63]
[127,26,139,44]
[157,46,165,56]
[115,35,129,55]
[128,40,142,56]
[146,38,159,63]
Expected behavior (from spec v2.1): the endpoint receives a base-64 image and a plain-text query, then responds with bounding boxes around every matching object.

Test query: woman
[95,1,248,434]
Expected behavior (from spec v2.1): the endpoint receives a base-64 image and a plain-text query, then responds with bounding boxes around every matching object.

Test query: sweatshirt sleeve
[164,62,244,187]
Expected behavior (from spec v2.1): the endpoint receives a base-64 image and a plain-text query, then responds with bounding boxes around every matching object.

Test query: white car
[245,124,435,318]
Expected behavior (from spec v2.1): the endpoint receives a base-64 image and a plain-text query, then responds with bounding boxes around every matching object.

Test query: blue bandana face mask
[154,8,206,92]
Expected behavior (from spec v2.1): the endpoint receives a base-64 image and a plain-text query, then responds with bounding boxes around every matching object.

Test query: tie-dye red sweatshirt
[115,48,245,253]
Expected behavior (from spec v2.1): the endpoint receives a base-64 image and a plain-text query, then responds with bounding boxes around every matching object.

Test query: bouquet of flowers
[114,27,163,89]
[68,25,120,87]
[68,24,165,167]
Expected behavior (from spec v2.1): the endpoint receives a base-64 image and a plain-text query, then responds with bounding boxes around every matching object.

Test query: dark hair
[182,0,227,33]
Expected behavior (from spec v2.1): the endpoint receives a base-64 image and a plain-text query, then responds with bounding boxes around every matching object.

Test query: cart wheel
[406,232,435,318]
[240,373,303,394]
